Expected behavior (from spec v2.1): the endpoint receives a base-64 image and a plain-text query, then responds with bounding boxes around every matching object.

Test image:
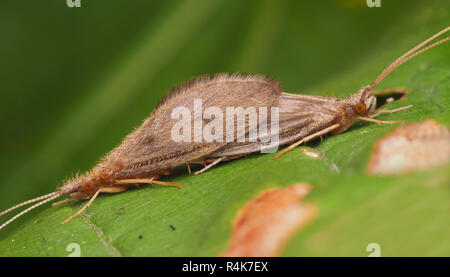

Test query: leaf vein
[81,213,122,257]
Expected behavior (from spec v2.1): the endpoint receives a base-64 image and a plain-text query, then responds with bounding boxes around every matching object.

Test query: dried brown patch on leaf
[220,183,317,257]
[368,119,450,174]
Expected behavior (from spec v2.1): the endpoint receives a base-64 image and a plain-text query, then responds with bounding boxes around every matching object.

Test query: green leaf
[0,0,449,256]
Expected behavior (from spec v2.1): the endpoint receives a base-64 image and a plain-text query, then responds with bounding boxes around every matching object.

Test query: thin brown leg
[114,178,183,189]
[187,162,192,174]
[274,123,340,159]
[359,116,402,124]
[194,157,224,175]
[61,186,127,225]
[369,87,411,120]
[52,198,73,207]
[369,104,413,118]
[187,155,248,175]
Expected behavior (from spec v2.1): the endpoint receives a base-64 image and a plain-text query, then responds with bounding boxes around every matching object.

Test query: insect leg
[275,123,340,159]
[369,104,413,118]
[358,117,402,124]
[61,186,127,225]
[114,178,183,189]
[190,154,248,175]
[52,198,73,207]
[194,157,224,175]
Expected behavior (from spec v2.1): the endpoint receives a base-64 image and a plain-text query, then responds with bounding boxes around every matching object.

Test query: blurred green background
[0,0,449,256]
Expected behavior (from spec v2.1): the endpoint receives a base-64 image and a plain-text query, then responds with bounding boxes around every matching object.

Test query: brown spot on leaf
[220,183,317,257]
[368,119,450,174]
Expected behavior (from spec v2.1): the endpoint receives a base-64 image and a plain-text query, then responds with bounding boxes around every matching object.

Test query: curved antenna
[0,193,62,231]
[0,191,59,217]
[370,26,450,89]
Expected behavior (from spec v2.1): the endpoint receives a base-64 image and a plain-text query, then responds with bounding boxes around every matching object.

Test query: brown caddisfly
[0,26,448,230]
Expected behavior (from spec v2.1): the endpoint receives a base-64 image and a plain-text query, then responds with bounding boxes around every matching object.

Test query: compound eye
[354,103,367,115]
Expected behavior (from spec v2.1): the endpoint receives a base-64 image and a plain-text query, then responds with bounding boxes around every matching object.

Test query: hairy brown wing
[94,73,282,178]
[206,92,344,157]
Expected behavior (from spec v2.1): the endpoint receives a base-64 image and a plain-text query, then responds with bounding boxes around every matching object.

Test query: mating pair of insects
[0,26,449,230]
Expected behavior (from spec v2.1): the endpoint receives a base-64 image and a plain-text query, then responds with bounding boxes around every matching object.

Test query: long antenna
[370,26,450,89]
[0,193,61,231]
[0,191,59,217]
